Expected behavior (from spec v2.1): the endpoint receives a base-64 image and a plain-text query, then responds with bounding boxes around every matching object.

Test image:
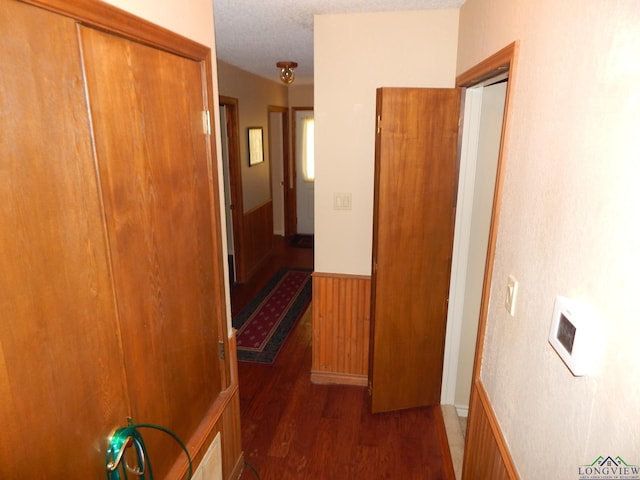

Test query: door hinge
[218,340,225,359]
[376,115,382,134]
[202,110,211,135]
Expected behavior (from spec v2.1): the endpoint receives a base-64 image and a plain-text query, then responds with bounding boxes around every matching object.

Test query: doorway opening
[219,96,246,284]
[441,74,508,416]
[268,106,289,238]
[290,107,314,236]
[440,42,519,478]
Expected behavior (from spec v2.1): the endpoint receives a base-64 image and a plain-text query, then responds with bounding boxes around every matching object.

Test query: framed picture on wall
[248,127,264,166]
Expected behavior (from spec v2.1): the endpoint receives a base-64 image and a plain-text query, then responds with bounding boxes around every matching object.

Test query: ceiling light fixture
[276,61,297,85]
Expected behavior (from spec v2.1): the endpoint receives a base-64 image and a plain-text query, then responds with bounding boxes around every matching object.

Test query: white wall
[101,0,214,47]
[217,61,289,212]
[458,0,640,477]
[314,10,459,275]
[288,85,314,108]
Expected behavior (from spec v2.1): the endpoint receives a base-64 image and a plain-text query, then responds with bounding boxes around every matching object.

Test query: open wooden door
[369,87,460,413]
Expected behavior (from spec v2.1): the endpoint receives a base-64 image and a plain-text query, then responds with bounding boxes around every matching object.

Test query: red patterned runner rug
[232,268,311,364]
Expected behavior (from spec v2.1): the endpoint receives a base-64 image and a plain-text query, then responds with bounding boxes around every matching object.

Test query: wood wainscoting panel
[462,380,518,479]
[221,332,244,480]
[165,335,243,480]
[311,273,371,386]
[166,384,242,480]
[221,387,244,479]
[240,201,274,282]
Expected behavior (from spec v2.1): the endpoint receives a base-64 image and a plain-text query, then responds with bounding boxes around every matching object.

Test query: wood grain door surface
[370,87,460,413]
[0,1,224,477]
[0,3,130,477]
[80,26,223,477]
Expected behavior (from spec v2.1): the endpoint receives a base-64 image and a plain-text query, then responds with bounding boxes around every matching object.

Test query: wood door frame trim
[20,0,209,60]
[268,105,290,237]
[455,41,519,385]
[455,41,519,477]
[220,96,247,284]
[457,42,518,88]
[203,65,233,389]
[289,106,314,235]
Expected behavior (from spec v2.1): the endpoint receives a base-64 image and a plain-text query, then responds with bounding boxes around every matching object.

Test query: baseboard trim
[455,405,469,418]
[310,370,368,387]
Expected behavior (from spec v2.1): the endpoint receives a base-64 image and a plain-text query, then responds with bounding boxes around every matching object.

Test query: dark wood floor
[232,236,455,480]
[230,236,314,318]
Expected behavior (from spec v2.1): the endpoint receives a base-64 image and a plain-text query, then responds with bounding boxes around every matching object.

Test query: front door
[370,87,461,413]
[294,109,314,234]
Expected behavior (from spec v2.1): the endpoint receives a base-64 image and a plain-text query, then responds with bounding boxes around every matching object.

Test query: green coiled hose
[105,419,192,480]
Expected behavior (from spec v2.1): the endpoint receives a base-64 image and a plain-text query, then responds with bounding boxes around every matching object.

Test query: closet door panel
[370,88,460,413]
[79,26,222,477]
[0,2,129,477]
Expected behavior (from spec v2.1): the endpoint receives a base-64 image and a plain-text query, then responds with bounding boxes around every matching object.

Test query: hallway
[232,237,455,479]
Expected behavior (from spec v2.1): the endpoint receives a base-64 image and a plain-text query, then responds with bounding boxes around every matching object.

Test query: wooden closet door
[0,2,129,477]
[370,88,460,413]
[79,26,223,478]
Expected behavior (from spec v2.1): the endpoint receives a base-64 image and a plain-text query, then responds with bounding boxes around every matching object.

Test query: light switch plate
[505,275,518,317]
[333,192,352,210]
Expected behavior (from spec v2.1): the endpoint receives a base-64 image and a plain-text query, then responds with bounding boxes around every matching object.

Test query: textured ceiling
[214,0,466,85]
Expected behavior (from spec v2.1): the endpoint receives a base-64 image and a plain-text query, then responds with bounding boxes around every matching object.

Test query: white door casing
[441,79,507,415]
